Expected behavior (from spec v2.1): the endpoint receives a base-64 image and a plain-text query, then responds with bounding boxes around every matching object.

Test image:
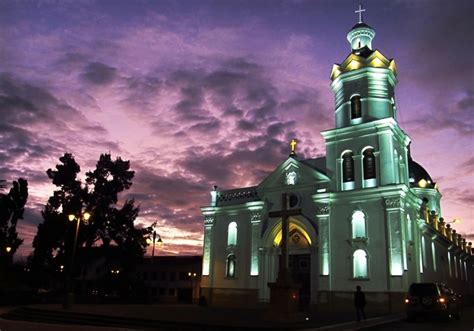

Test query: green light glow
[250,217,260,276]
[245,201,264,210]
[227,222,237,246]
[352,211,366,238]
[202,226,212,276]
[353,249,368,278]
[321,254,329,276]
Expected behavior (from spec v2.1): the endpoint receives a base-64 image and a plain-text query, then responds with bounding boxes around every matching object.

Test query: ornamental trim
[316,204,330,215]
[250,213,261,223]
[204,216,215,225]
[385,198,401,209]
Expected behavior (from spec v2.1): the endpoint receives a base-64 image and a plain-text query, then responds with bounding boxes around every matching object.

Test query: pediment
[257,157,329,191]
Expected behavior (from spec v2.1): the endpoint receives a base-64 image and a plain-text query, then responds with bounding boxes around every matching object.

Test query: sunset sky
[1,0,473,259]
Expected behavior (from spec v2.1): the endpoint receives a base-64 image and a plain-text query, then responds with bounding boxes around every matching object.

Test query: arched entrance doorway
[260,217,317,308]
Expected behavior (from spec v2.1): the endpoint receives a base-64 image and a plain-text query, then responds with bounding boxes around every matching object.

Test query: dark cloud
[81,62,117,85]
[458,90,474,111]
[223,106,243,117]
[409,2,474,90]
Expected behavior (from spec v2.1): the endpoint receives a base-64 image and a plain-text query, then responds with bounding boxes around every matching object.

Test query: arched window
[351,95,361,119]
[352,211,366,239]
[226,254,236,278]
[353,249,368,278]
[227,222,237,246]
[342,151,354,182]
[363,148,376,179]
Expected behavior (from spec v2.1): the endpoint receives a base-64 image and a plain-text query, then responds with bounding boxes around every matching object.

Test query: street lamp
[63,211,91,309]
[146,230,163,259]
[188,272,198,304]
[5,246,11,253]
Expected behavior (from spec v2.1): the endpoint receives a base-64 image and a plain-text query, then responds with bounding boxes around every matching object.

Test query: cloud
[81,62,117,85]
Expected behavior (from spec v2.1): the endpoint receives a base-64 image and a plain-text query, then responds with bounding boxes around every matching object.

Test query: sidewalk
[1,304,405,330]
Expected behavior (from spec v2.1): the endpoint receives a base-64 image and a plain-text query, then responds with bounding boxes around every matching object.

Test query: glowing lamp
[5,246,12,253]
[146,237,152,245]
[404,298,409,304]
[438,297,446,303]
[418,179,427,188]
[157,236,163,247]
[68,214,76,222]
[83,212,91,221]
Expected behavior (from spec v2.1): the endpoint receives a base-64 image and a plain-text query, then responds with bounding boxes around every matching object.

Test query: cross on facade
[290,139,297,155]
[355,4,366,23]
[269,193,302,282]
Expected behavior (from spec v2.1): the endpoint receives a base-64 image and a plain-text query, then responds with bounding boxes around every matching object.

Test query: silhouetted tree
[32,153,152,273]
[0,178,28,265]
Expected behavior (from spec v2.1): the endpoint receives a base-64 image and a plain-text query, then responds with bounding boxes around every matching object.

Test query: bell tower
[322,7,410,192]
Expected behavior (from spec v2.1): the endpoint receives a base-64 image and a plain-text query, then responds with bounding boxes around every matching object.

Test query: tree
[0,178,28,265]
[32,153,152,273]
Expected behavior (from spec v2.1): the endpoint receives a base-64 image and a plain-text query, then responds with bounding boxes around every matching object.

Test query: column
[202,215,215,276]
[384,198,404,276]
[316,204,330,276]
[250,213,261,276]
[336,158,342,191]
[353,155,363,189]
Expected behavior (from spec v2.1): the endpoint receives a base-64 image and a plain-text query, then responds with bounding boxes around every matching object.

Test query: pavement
[0,304,405,331]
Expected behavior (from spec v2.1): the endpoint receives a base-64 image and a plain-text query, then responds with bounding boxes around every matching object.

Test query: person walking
[354,285,366,322]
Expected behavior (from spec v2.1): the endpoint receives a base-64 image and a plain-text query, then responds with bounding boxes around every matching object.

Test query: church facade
[200,17,473,312]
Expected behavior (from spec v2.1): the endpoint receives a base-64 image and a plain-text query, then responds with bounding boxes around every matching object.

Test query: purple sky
[1,0,473,259]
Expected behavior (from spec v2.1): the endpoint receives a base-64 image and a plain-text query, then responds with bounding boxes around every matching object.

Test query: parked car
[405,283,461,321]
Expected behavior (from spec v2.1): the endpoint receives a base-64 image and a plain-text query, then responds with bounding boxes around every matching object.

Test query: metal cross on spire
[355,4,366,24]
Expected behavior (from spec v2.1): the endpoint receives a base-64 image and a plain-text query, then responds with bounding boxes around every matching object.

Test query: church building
[200,12,473,313]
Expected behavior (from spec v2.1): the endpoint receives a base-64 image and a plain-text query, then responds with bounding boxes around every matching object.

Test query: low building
[135,256,202,303]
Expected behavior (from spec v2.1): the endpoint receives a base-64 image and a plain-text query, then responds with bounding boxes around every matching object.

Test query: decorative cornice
[250,212,261,223]
[316,204,330,215]
[385,198,401,209]
[204,216,215,226]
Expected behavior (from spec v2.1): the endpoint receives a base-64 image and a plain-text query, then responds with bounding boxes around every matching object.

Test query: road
[364,305,474,331]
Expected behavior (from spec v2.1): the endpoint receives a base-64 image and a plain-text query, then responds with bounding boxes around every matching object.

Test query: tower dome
[347,22,375,51]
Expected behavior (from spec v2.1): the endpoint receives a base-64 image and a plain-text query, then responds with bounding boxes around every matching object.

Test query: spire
[347,5,375,51]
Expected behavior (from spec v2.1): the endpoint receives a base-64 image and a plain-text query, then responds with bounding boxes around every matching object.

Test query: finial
[290,139,297,157]
[355,4,366,24]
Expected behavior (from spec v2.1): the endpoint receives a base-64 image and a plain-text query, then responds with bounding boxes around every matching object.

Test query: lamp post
[146,230,163,261]
[63,211,90,309]
[188,271,197,304]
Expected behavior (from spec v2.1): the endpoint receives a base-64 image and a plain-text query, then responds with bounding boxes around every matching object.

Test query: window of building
[353,249,368,278]
[160,271,167,281]
[351,210,366,239]
[363,148,376,179]
[226,254,236,278]
[351,95,362,119]
[227,222,237,246]
[431,242,437,272]
[342,151,354,182]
